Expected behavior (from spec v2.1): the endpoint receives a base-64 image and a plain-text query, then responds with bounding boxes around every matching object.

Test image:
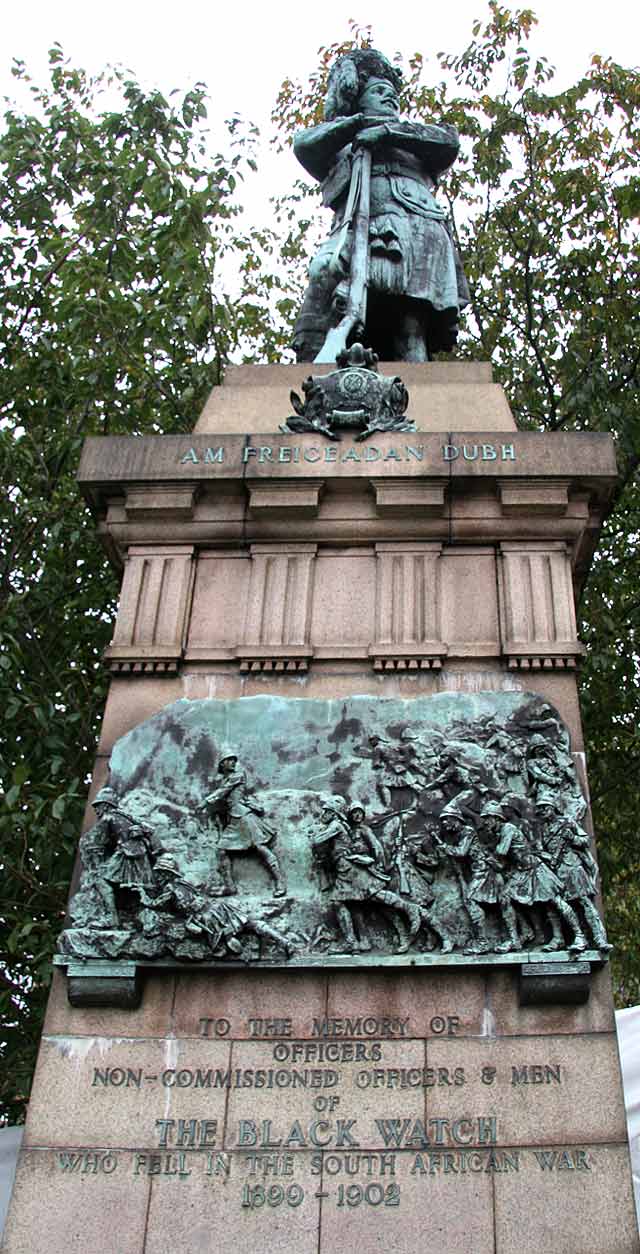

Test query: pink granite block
[2,1148,151,1254]
[172,967,328,1040]
[494,1142,639,1253]
[425,1033,627,1147]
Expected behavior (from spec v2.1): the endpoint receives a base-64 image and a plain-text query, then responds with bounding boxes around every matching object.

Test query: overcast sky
[2,1,637,221]
[2,0,637,119]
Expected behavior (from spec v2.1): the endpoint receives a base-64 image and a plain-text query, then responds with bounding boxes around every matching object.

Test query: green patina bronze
[281,342,416,441]
[292,48,469,365]
[57,692,610,984]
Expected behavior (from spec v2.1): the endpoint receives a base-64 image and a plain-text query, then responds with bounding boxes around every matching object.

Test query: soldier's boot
[97,884,118,927]
[259,847,287,897]
[554,897,588,952]
[405,902,423,944]
[495,902,520,953]
[213,853,236,896]
[394,900,423,949]
[541,907,564,951]
[353,910,372,952]
[392,917,411,952]
[374,890,420,951]
[424,909,455,953]
[336,905,360,952]
[581,899,613,952]
[254,921,293,958]
[517,908,536,947]
[433,926,455,954]
[530,907,548,947]
[464,901,490,954]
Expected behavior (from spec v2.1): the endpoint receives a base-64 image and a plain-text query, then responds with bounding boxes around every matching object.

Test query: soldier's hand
[354,124,390,149]
[336,112,364,135]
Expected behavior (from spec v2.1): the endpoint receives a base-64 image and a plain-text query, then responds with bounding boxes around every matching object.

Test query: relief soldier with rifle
[200,748,286,898]
[311,797,424,953]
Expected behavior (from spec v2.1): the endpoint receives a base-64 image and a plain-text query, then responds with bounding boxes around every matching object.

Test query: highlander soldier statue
[292,48,469,363]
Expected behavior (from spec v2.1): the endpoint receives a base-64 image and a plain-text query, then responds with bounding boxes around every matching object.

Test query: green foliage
[0,49,298,1124]
[580,489,640,1006]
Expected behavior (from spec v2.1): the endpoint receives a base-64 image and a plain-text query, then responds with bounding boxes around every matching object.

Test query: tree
[0,50,296,1123]
[2,5,639,1122]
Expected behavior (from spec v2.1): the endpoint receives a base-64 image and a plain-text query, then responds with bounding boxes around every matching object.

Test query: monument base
[4,361,637,1252]
[4,963,638,1253]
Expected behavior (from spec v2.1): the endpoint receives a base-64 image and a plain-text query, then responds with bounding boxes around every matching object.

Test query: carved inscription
[86,1021,567,1102]
[52,1017,592,1218]
[176,441,517,467]
[197,1015,457,1039]
[55,1146,592,1181]
[54,1139,593,1216]
[91,1059,565,1093]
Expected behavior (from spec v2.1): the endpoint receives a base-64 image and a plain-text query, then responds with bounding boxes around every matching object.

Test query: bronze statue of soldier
[443,806,519,954]
[292,48,469,364]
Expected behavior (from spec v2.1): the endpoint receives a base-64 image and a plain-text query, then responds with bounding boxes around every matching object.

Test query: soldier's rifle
[389,814,410,895]
[368,804,416,829]
[433,830,469,904]
[314,141,372,364]
[367,805,416,892]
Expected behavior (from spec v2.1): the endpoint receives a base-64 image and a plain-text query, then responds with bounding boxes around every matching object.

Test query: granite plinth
[5,964,637,1254]
[4,361,635,1253]
[194,361,516,435]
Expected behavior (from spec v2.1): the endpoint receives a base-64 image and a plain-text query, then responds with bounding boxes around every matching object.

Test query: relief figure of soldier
[311,797,424,953]
[201,749,286,897]
[71,785,156,929]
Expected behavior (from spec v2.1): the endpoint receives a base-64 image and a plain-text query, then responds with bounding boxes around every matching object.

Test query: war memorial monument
[3,48,638,1253]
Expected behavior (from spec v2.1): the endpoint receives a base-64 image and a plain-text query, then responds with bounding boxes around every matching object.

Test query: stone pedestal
[4,363,638,1253]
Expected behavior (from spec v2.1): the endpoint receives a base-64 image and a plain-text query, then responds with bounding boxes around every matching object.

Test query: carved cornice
[504,651,584,671]
[247,481,324,517]
[237,655,312,674]
[372,478,445,516]
[370,652,447,672]
[105,656,181,675]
